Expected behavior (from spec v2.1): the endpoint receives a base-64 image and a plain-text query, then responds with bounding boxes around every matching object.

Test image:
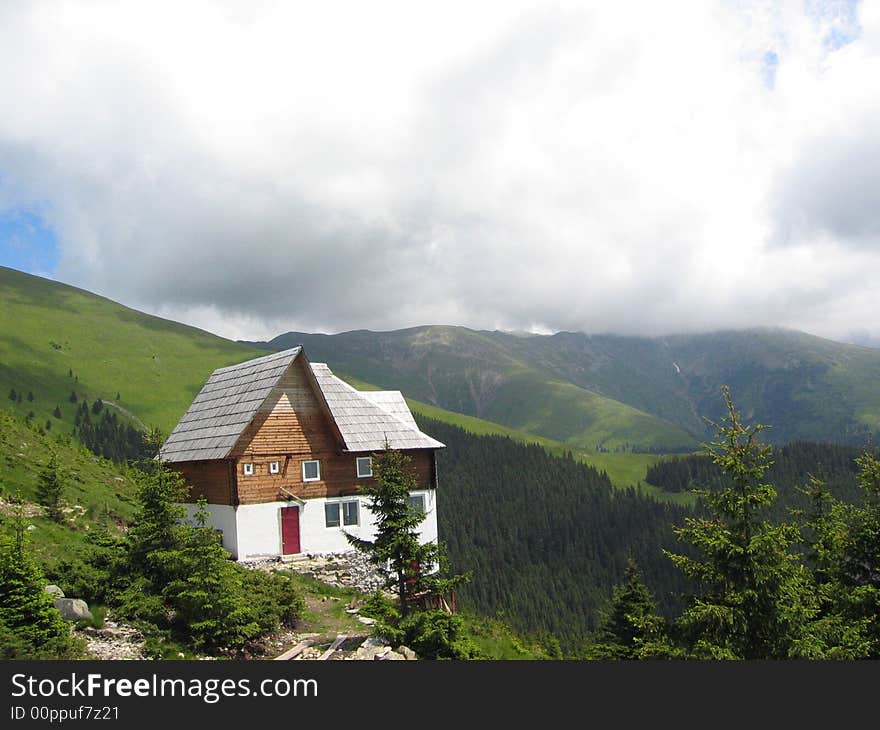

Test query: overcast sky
[0,0,878,344]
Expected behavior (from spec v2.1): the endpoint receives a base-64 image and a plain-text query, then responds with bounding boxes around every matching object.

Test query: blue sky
[0,207,59,277]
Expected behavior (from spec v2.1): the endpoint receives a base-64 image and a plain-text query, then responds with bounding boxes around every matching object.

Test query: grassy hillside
[339,373,675,495]
[0,266,263,436]
[0,408,137,572]
[248,327,700,453]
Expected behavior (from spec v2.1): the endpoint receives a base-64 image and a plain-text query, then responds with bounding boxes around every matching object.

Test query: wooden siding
[235,449,436,505]
[230,357,339,458]
[173,459,236,505]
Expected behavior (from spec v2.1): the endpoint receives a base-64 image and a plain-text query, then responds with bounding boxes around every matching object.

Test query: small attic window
[242,463,254,476]
[269,461,280,474]
[302,460,320,482]
[356,456,372,478]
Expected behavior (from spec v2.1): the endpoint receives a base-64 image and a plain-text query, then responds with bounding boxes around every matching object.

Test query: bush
[239,569,305,634]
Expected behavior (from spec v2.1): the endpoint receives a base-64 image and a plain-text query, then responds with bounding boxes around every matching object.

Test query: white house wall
[186,490,439,561]
[182,503,238,557]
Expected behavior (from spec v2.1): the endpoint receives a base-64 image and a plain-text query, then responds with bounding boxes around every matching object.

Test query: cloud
[0,0,878,342]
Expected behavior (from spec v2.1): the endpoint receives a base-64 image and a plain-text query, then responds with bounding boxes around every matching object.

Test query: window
[269,461,280,474]
[325,500,359,528]
[406,494,426,516]
[356,456,372,478]
[302,460,320,482]
[242,463,254,476]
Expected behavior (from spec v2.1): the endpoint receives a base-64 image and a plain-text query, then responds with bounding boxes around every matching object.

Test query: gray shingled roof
[310,364,444,452]
[159,347,303,463]
[160,347,443,463]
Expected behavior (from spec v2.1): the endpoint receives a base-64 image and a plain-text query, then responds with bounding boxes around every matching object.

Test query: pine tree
[53,405,62,419]
[0,506,81,658]
[665,386,812,659]
[587,559,676,659]
[8,388,16,402]
[346,445,465,617]
[160,499,260,650]
[36,454,64,523]
[69,390,77,403]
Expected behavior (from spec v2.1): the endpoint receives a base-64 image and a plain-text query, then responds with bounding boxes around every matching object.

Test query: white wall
[181,503,239,557]
[184,490,438,561]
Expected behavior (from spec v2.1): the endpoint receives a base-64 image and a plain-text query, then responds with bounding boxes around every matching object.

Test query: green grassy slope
[0,266,264,435]
[0,408,138,571]
[338,372,673,493]
[250,327,700,453]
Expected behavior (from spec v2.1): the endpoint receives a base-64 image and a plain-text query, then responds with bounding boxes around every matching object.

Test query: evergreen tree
[8,388,16,402]
[161,499,261,649]
[0,507,81,658]
[665,386,813,659]
[69,390,77,403]
[586,559,676,659]
[27,391,33,402]
[53,405,61,419]
[346,445,466,618]
[125,462,189,583]
[36,453,64,523]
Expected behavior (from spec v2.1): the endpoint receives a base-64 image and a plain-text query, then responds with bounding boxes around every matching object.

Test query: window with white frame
[302,460,320,482]
[325,500,359,528]
[406,494,426,517]
[242,463,254,476]
[356,456,372,478]
[269,461,280,474]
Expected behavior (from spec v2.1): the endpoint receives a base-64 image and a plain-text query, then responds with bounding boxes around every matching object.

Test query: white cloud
[0,0,877,343]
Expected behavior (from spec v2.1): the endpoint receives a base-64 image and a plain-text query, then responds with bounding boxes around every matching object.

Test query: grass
[0,266,263,436]
[0,408,139,570]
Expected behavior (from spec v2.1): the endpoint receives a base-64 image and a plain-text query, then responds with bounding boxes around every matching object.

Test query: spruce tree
[587,559,675,659]
[36,453,64,523]
[665,386,812,659]
[346,445,465,617]
[161,499,260,650]
[53,405,62,419]
[0,507,81,658]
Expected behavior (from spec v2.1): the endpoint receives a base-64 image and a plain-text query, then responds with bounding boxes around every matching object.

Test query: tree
[125,461,189,582]
[161,499,261,650]
[346,445,472,658]
[665,386,813,659]
[53,405,62,419]
[27,391,33,402]
[8,388,16,402]
[586,559,676,659]
[36,453,64,523]
[69,390,77,403]
[346,445,465,618]
[0,506,81,658]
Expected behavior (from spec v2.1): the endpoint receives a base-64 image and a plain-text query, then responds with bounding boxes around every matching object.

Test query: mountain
[244,327,700,453]
[0,266,264,434]
[246,326,880,449]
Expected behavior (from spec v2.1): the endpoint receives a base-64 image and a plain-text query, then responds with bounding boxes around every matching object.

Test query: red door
[281,506,301,555]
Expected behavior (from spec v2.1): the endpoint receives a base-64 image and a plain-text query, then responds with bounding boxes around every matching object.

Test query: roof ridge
[213,346,302,374]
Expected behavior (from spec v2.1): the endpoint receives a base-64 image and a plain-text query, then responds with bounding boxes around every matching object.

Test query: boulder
[397,645,418,661]
[53,598,93,622]
[44,585,65,599]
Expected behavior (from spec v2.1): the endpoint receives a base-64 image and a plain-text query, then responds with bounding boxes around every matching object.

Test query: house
[158,347,444,560]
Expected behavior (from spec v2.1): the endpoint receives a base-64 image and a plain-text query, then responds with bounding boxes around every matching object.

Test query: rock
[378,650,405,661]
[44,585,65,599]
[53,598,93,622]
[26,524,37,531]
[357,615,375,626]
[397,645,418,660]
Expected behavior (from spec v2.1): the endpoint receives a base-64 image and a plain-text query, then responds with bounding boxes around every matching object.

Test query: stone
[53,598,93,622]
[378,650,405,661]
[397,645,418,660]
[44,584,65,599]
